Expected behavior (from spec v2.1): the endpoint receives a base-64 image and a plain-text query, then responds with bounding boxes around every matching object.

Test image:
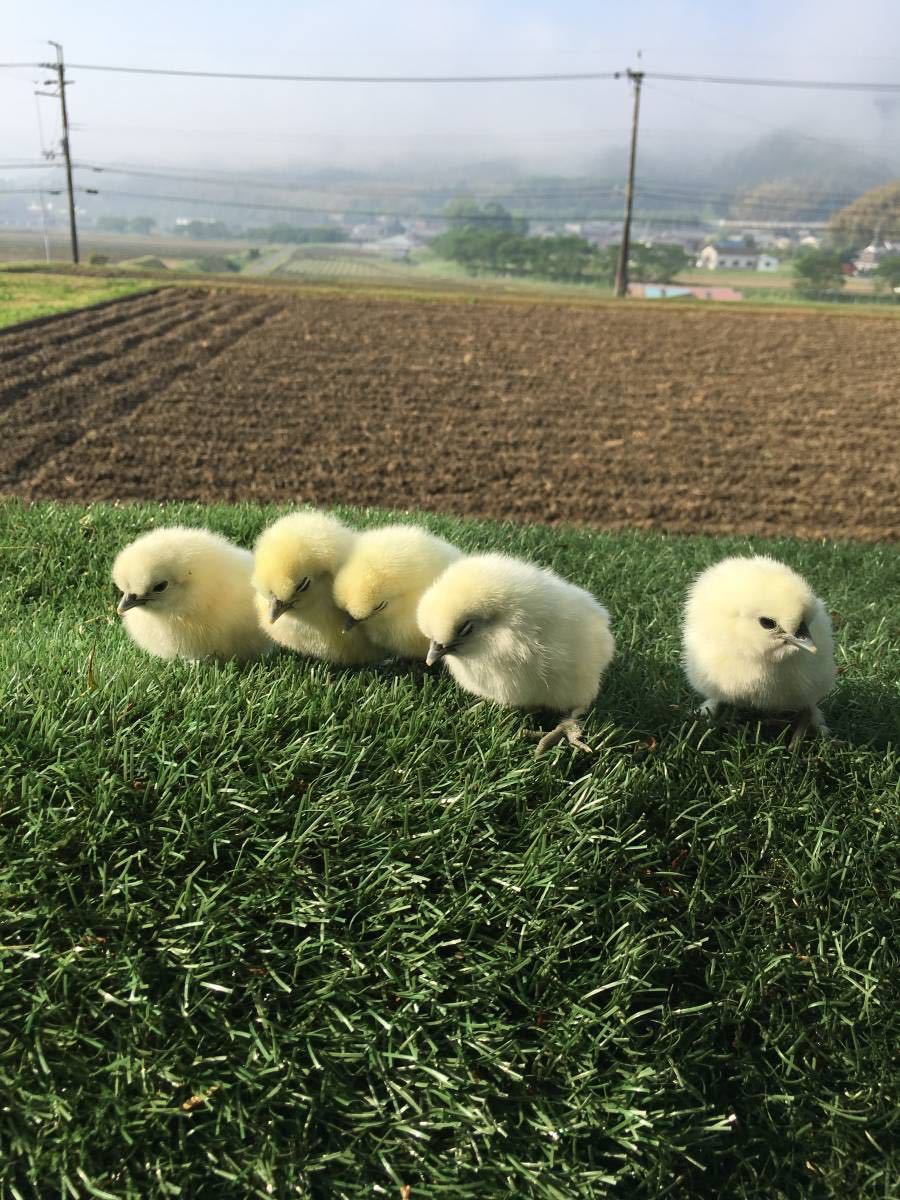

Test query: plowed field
[2,287,898,540]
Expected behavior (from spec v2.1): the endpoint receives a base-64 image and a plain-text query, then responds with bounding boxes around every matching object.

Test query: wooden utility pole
[614,69,643,298]
[47,41,79,264]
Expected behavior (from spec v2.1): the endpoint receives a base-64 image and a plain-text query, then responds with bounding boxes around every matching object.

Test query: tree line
[433,201,689,286]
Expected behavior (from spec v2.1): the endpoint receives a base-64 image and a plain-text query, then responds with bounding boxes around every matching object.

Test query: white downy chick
[417,553,616,756]
[682,555,836,743]
[332,523,461,659]
[112,526,270,662]
[251,511,382,665]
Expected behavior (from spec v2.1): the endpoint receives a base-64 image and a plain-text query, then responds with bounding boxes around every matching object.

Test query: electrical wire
[66,162,877,216]
[46,59,900,92]
[62,62,623,84]
[646,70,900,92]
[72,186,857,229]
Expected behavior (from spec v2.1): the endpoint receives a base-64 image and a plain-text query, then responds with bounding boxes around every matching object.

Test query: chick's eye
[152,580,168,593]
[295,577,311,595]
[372,600,388,614]
[458,620,474,638]
[759,617,776,630]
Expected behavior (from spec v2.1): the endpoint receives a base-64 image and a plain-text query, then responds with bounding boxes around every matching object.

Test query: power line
[38,59,900,91]
[0,62,42,70]
[70,162,876,212]
[71,186,620,221]
[61,62,622,84]
[69,185,864,226]
[79,185,854,229]
[0,175,837,221]
[646,70,900,93]
[74,118,773,144]
[70,160,625,202]
[9,183,899,235]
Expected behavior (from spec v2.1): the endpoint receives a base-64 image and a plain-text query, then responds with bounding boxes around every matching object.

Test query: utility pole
[614,69,643,298]
[42,41,79,264]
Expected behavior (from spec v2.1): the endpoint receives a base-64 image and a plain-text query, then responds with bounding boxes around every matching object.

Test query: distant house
[698,243,779,271]
[349,222,384,243]
[650,229,707,254]
[366,234,415,261]
[698,242,759,270]
[568,220,620,248]
[854,238,899,273]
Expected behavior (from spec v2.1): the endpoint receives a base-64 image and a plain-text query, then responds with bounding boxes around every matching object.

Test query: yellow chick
[251,510,382,665]
[682,555,837,743]
[417,553,616,756]
[332,523,461,660]
[112,526,270,662]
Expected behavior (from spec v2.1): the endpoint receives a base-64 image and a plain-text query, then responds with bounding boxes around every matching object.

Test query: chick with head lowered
[682,555,837,744]
[112,526,270,662]
[332,523,462,660]
[252,510,382,665]
[417,553,616,756]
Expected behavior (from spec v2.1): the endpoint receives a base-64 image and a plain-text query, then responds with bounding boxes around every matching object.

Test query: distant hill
[830,180,900,245]
[712,131,894,194]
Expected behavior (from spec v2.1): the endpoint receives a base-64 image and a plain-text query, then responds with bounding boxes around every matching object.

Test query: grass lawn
[1,501,898,1199]
[0,271,154,329]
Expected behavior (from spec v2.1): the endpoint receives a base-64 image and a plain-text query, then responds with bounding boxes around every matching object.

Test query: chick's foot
[528,716,593,758]
[789,706,828,749]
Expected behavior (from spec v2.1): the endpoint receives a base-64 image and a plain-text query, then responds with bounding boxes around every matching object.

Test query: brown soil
[2,287,898,541]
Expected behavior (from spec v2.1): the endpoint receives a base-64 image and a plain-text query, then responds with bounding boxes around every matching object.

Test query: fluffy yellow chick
[332,523,461,659]
[417,553,616,756]
[682,555,836,743]
[251,510,382,665]
[112,526,270,662]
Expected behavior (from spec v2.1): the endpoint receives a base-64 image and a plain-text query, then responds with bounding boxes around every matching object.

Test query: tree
[243,224,348,244]
[175,220,230,240]
[129,216,156,235]
[792,247,845,299]
[432,228,608,284]
[829,181,900,247]
[629,244,690,283]
[730,180,840,224]
[97,216,128,233]
[874,255,900,298]
[444,199,528,236]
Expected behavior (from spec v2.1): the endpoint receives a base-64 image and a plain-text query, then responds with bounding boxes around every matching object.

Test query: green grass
[0,271,153,329]
[1,501,898,1199]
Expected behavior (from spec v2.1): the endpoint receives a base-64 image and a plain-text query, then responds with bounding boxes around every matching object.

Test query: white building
[698,243,758,270]
[854,238,899,273]
[698,243,779,271]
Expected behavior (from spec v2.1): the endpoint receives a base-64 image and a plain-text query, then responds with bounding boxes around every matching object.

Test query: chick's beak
[783,632,817,654]
[342,612,359,633]
[782,619,817,653]
[117,592,145,614]
[426,640,447,667]
[269,597,292,624]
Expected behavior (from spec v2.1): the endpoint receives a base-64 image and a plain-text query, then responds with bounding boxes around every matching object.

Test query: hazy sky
[3,0,900,174]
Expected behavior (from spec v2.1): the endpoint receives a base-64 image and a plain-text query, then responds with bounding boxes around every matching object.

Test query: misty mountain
[712,130,895,192]
[3,127,897,233]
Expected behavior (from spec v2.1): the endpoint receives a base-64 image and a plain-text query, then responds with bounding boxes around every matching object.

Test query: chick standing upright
[682,555,836,743]
[417,553,616,755]
[252,511,382,665]
[112,526,269,662]
[332,524,461,659]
